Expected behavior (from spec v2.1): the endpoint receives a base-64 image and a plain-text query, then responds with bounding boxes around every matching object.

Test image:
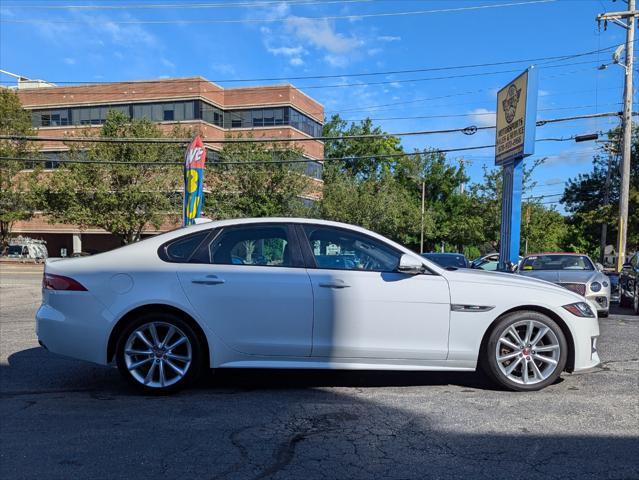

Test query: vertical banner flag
[183,136,207,226]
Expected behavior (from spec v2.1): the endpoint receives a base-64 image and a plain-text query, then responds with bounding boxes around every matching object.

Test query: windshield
[422,254,467,268]
[521,254,594,271]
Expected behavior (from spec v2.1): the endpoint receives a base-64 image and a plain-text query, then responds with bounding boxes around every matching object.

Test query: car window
[422,254,467,268]
[521,254,594,271]
[209,225,293,267]
[478,260,498,271]
[302,225,400,272]
[161,231,209,263]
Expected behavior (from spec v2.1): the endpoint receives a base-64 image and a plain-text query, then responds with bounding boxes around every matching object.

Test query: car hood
[517,270,599,283]
[442,267,586,305]
[444,267,572,291]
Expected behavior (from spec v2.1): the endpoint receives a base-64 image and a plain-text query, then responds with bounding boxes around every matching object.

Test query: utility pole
[420,181,425,254]
[598,1,637,271]
[599,150,614,264]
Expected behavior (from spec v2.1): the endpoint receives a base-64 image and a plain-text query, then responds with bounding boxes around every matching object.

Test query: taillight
[43,273,87,291]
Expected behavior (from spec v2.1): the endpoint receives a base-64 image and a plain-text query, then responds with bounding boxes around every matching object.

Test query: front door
[297,224,451,360]
[178,223,313,357]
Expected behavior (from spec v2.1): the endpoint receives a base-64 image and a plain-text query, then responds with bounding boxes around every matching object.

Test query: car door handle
[318,280,350,289]
[192,275,225,286]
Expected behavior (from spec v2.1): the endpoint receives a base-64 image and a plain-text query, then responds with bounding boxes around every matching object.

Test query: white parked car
[36,218,601,393]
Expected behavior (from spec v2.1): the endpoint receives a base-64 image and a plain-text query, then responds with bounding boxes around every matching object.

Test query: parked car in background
[470,253,523,271]
[619,252,639,314]
[517,253,610,317]
[471,253,500,271]
[37,218,601,393]
[420,252,469,269]
[4,237,48,262]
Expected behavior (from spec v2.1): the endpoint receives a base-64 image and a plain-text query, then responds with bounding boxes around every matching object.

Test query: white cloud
[367,48,382,56]
[63,57,76,65]
[267,45,306,57]
[324,54,350,68]
[160,58,175,69]
[468,108,496,127]
[377,35,401,42]
[211,63,236,76]
[290,57,304,66]
[285,17,361,54]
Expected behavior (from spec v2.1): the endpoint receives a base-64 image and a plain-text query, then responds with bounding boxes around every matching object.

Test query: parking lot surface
[1,264,638,480]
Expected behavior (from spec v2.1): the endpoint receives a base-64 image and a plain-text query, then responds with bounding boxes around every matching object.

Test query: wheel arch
[107,303,210,365]
[478,305,575,372]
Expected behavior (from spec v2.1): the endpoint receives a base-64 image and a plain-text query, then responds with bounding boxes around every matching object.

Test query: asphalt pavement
[1,264,638,480]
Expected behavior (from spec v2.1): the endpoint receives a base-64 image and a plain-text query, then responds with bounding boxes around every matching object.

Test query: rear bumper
[36,291,114,365]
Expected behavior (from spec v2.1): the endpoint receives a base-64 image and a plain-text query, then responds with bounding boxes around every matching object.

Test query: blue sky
[0,0,633,208]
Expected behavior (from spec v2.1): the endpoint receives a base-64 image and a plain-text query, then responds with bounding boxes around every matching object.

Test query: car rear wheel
[483,311,567,392]
[116,312,204,393]
[620,288,632,308]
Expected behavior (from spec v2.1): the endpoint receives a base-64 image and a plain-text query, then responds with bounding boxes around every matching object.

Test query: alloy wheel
[123,321,193,388]
[495,320,561,385]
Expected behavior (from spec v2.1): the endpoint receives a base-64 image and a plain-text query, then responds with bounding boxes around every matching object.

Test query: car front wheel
[116,312,204,393]
[483,311,567,392]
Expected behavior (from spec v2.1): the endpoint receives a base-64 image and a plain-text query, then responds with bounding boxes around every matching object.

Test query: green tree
[471,158,547,253]
[35,111,186,244]
[0,89,37,247]
[203,138,315,219]
[521,203,568,254]
[562,126,639,257]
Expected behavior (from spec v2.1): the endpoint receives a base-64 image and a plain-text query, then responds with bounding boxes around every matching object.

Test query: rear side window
[159,231,209,263]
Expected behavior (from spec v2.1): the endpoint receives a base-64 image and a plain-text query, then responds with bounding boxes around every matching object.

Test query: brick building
[10,77,325,255]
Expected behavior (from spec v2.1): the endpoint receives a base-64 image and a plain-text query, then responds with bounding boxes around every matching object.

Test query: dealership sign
[495,67,538,270]
[495,67,538,166]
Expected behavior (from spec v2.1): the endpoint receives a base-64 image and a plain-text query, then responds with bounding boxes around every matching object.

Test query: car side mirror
[397,254,425,275]
[595,262,604,271]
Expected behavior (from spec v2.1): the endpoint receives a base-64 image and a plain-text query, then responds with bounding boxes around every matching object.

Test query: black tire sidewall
[484,311,568,392]
[115,312,204,393]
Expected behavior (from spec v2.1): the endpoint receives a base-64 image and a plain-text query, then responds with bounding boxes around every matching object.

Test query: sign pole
[495,67,538,271]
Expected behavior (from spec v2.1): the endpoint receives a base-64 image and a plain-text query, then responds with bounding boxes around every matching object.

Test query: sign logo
[502,84,522,124]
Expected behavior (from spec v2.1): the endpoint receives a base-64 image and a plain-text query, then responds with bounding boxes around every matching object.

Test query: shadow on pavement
[1,347,637,479]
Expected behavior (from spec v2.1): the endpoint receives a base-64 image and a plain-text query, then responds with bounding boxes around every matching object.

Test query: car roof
[524,252,586,257]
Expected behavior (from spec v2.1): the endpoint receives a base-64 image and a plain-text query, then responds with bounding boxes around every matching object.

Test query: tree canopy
[0,89,38,247]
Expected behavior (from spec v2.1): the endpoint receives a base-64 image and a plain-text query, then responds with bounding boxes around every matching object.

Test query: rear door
[176,223,314,357]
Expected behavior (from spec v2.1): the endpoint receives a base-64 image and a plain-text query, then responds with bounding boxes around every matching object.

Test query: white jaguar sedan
[36,218,600,393]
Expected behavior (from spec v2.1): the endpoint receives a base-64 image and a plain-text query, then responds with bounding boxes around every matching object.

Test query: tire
[116,311,204,393]
[620,287,631,308]
[599,311,609,318]
[482,311,568,392]
[634,286,639,315]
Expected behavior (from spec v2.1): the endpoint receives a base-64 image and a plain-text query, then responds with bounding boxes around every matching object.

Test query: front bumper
[565,312,601,372]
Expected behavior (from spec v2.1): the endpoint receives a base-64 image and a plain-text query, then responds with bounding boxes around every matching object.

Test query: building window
[29,101,322,135]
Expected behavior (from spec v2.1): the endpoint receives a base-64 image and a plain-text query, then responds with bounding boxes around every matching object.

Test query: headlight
[590,282,602,292]
[563,302,595,318]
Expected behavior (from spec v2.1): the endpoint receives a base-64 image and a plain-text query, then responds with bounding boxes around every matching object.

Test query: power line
[3,0,376,9]
[0,134,591,168]
[1,0,559,25]
[2,60,607,95]
[0,110,626,144]
[0,44,618,85]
